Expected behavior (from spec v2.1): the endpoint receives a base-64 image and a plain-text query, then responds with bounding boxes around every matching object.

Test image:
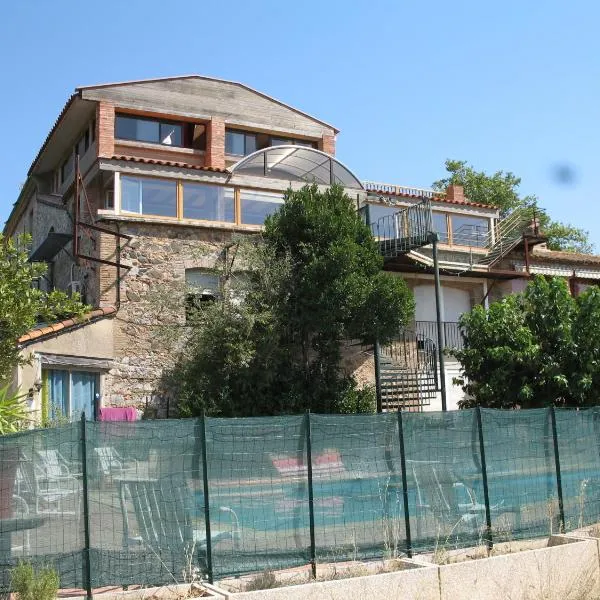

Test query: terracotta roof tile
[111,154,229,173]
[18,306,117,345]
[530,247,600,265]
[367,188,496,210]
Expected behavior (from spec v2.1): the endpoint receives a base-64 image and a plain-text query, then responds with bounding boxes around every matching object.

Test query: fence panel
[481,408,558,542]
[402,409,485,553]
[86,419,200,588]
[0,422,85,591]
[205,415,308,578]
[555,408,600,530]
[310,413,405,563]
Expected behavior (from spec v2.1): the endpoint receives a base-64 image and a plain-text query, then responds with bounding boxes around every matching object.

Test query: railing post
[200,414,214,583]
[374,340,383,413]
[80,413,93,600]
[475,407,493,551]
[550,407,565,533]
[397,410,412,558]
[305,411,317,578]
[431,235,447,411]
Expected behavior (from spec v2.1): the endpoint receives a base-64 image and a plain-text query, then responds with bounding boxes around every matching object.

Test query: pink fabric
[99,407,138,422]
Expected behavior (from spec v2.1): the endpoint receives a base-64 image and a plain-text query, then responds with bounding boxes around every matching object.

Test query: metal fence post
[550,407,565,533]
[80,413,93,600]
[475,407,493,551]
[200,414,214,583]
[397,410,412,558]
[374,340,383,413]
[305,411,317,579]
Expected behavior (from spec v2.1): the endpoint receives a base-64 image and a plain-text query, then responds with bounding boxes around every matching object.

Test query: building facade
[6,75,600,419]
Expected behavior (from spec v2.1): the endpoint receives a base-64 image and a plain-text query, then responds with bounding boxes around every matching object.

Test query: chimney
[446,184,465,203]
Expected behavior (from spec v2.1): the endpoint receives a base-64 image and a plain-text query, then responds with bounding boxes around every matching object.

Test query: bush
[11,562,59,600]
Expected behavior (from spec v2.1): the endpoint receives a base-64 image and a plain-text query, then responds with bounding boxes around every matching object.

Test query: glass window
[183,183,234,222]
[432,212,449,243]
[60,155,73,183]
[226,130,257,155]
[451,214,490,247]
[240,190,284,225]
[45,369,98,421]
[367,203,401,238]
[185,270,220,318]
[115,115,183,147]
[121,176,177,217]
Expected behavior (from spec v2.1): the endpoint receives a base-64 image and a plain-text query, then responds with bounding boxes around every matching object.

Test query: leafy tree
[171,184,414,417]
[433,159,593,253]
[0,233,88,382]
[455,276,600,408]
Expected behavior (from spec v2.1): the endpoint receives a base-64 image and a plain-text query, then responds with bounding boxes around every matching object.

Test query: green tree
[0,233,88,382]
[433,159,593,253]
[172,184,414,417]
[454,276,600,408]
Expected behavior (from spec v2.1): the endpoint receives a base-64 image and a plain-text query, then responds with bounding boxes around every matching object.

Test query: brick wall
[205,118,225,169]
[321,134,336,156]
[97,102,115,158]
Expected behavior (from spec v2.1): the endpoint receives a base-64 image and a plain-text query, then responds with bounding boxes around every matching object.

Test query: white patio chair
[32,449,81,515]
[93,446,140,479]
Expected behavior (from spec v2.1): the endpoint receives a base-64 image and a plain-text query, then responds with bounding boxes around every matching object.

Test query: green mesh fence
[1,408,600,593]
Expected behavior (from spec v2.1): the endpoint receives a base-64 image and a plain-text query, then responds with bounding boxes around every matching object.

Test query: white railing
[362,180,438,198]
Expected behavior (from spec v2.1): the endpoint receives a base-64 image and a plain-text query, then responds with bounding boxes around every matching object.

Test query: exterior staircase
[378,330,438,411]
[476,205,541,267]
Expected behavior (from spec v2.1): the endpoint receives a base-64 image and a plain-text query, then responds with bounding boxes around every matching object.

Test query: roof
[18,306,117,346]
[76,74,340,133]
[229,146,364,190]
[366,188,496,210]
[111,154,228,173]
[530,247,600,265]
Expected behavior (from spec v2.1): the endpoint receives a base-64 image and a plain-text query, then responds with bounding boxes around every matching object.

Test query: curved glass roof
[229,146,364,190]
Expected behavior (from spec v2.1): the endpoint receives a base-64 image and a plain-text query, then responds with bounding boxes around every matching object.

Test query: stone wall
[102,222,248,406]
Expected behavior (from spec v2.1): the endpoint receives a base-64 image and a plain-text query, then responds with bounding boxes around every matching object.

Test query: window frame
[225,128,318,156]
[115,114,185,148]
[120,175,179,218]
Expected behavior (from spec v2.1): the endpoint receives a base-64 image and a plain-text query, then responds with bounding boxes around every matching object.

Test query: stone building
[5,75,600,419]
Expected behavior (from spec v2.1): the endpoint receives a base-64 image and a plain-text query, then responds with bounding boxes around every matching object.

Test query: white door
[444,288,471,322]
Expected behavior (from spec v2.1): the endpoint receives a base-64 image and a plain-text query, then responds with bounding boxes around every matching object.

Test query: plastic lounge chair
[11,494,31,555]
[120,478,240,574]
[271,450,347,479]
[93,446,140,479]
[409,460,521,540]
[31,449,81,515]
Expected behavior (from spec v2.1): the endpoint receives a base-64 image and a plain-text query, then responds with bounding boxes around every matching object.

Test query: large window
[225,128,317,156]
[432,212,449,243]
[451,215,490,247]
[121,176,177,217]
[240,190,284,225]
[116,115,183,147]
[183,183,234,222]
[185,270,220,319]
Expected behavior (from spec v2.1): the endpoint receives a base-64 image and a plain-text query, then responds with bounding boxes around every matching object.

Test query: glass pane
[136,119,160,143]
[225,131,245,155]
[141,179,177,217]
[368,203,400,238]
[183,183,234,222]
[160,122,182,146]
[121,176,141,213]
[240,190,284,225]
[115,115,138,140]
[271,137,290,146]
[432,212,449,243]
[185,270,220,291]
[451,215,489,247]
[71,371,97,421]
[244,133,257,155]
[47,369,69,420]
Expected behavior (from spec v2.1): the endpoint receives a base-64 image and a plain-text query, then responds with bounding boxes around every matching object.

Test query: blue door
[44,369,99,421]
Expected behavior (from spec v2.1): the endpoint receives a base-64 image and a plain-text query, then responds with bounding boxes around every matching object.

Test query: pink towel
[99,407,138,422]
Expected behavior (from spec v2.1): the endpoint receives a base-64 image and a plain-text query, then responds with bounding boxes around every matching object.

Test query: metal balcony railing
[414,321,464,351]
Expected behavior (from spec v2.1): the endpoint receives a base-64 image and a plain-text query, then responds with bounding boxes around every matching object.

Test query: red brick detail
[97,102,115,158]
[205,118,225,170]
[321,134,336,156]
[445,184,465,204]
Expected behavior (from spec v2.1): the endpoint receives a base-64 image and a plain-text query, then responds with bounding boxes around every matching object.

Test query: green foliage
[454,276,600,408]
[432,159,593,253]
[0,233,88,382]
[0,384,31,434]
[11,562,59,600]
[171,185,414,417]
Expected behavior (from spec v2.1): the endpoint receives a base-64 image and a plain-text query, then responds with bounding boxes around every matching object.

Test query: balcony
[413,320,464,351]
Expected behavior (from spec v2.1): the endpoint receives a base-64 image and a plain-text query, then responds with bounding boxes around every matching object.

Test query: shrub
[11,562,59,600]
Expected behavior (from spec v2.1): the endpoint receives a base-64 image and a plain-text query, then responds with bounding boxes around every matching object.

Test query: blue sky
[1,0,599,248]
